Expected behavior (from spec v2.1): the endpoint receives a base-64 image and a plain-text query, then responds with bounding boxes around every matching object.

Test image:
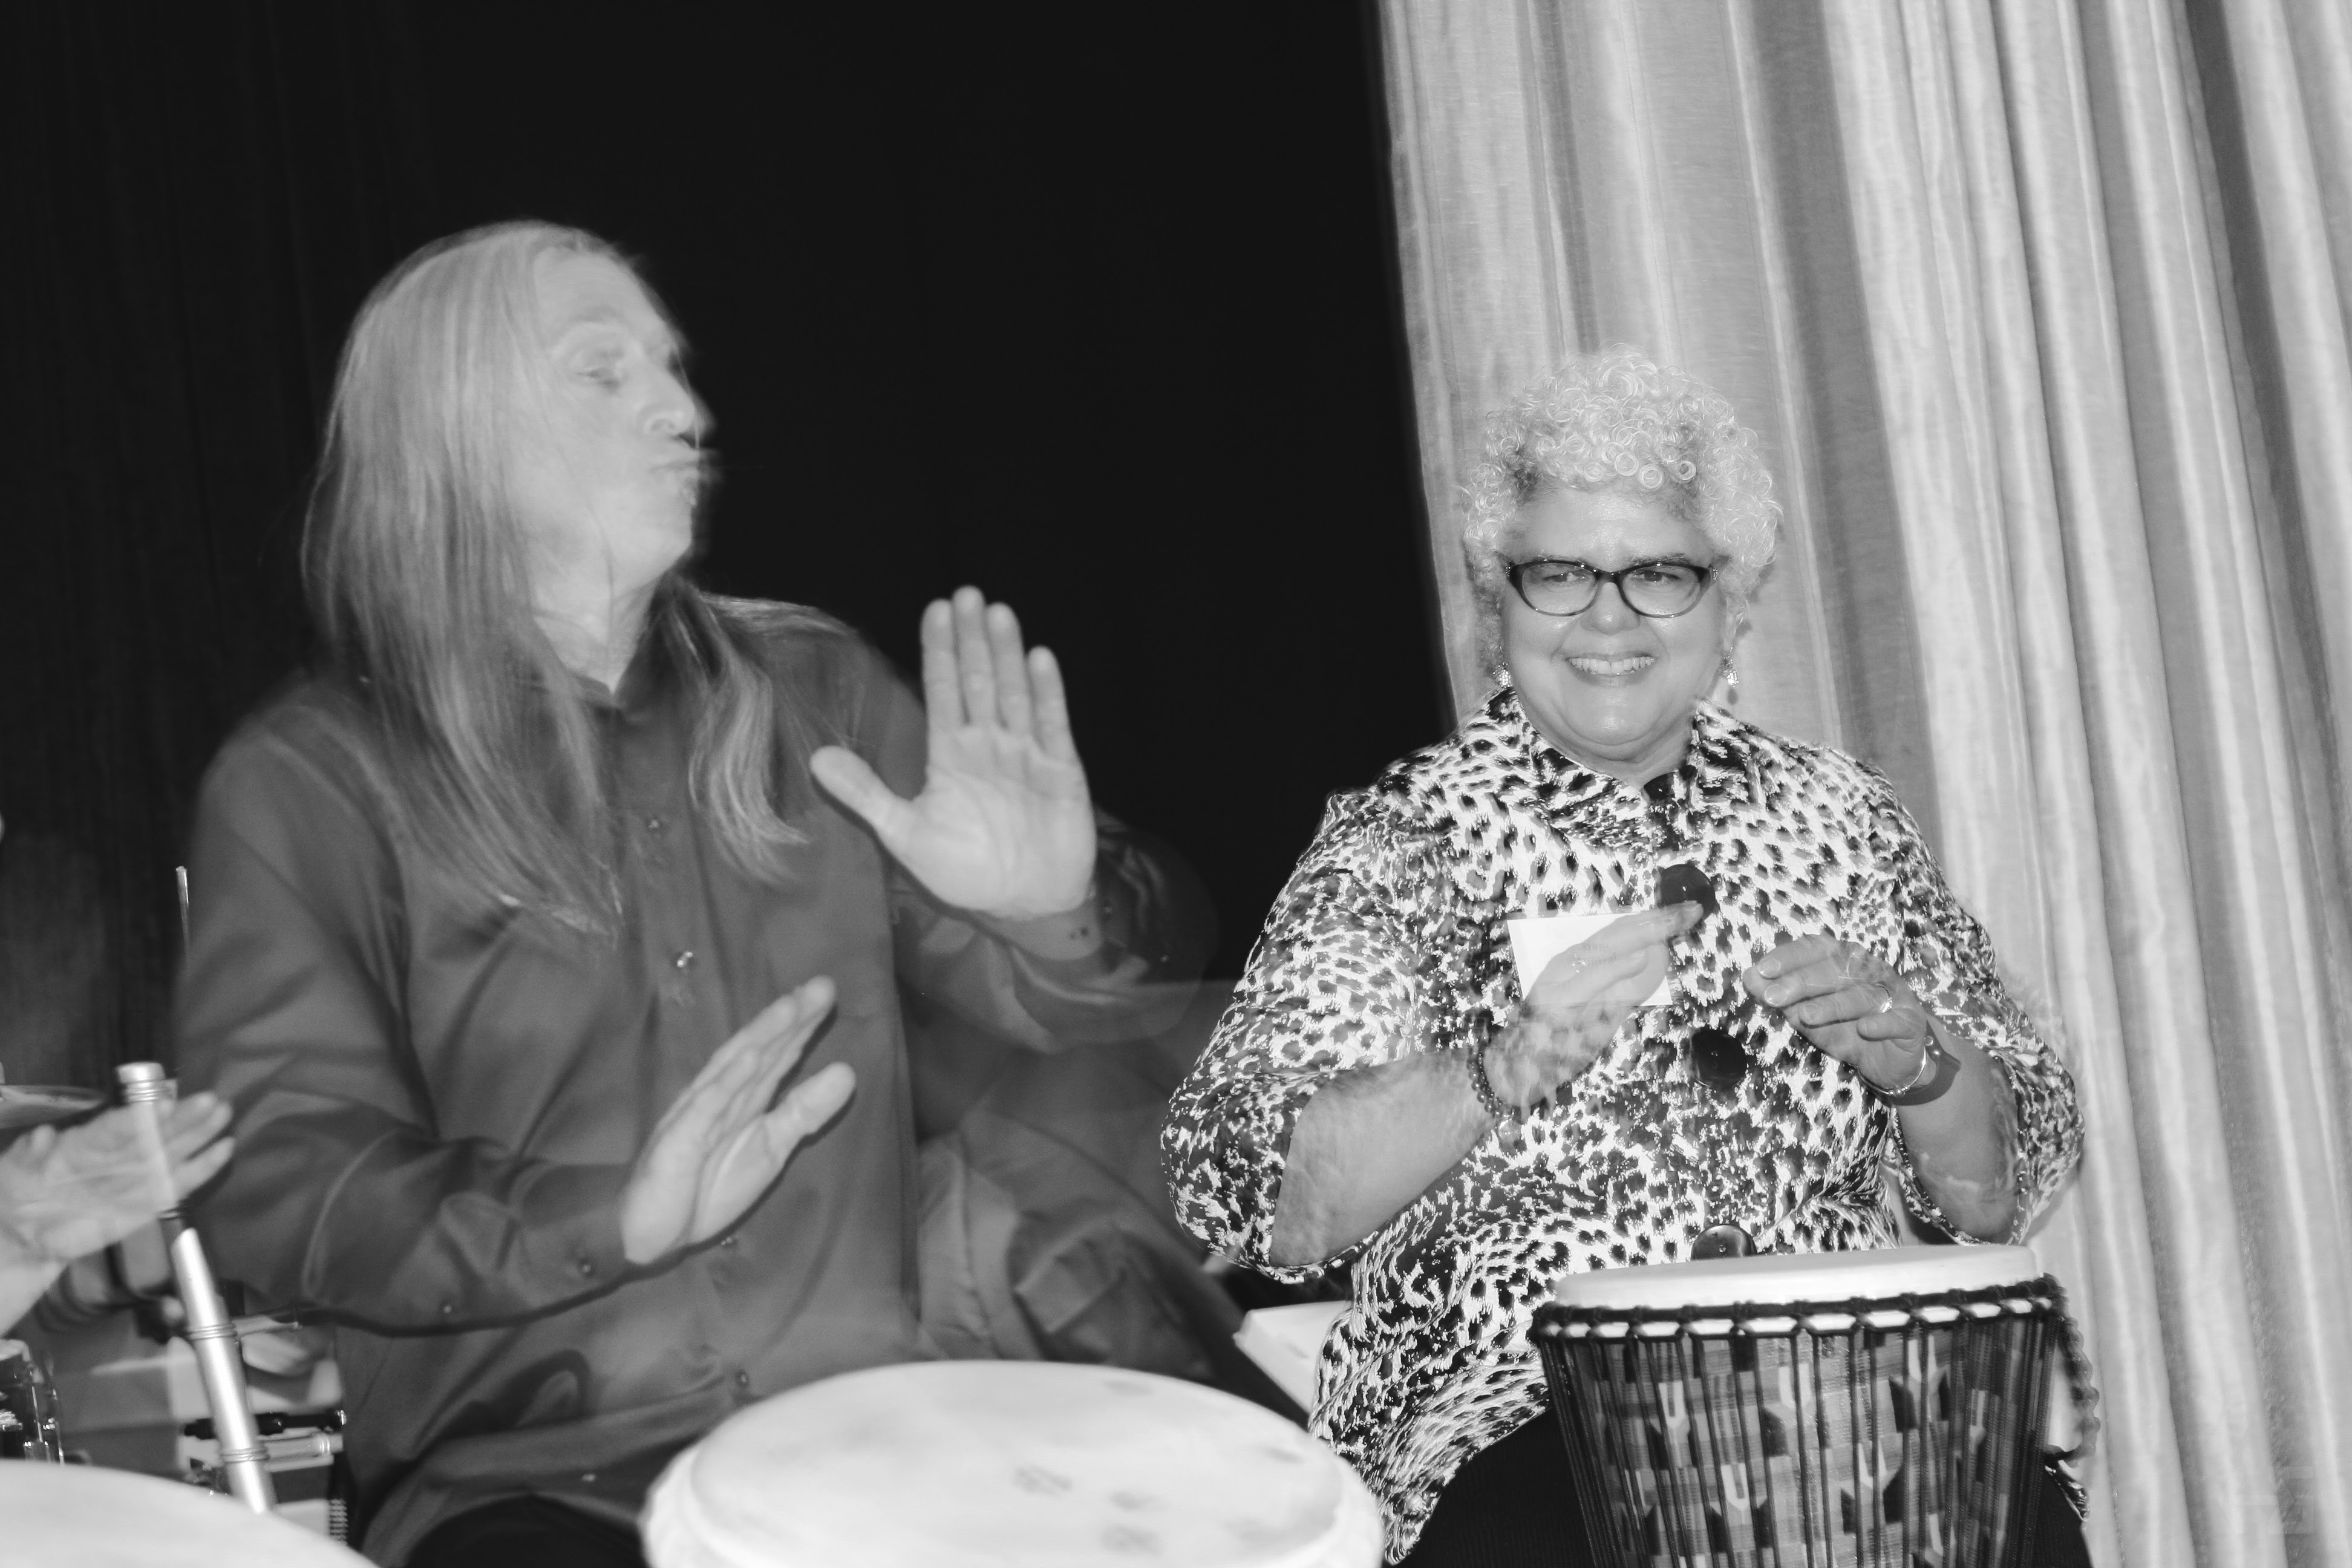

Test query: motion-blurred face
[1500,483,1728,783]
[509,250,706,603]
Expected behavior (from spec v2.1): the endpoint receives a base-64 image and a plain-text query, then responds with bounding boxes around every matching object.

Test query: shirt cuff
[984,878,1116,963]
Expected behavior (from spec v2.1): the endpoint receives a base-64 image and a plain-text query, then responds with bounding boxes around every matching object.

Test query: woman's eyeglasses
[1507,558,1716,618]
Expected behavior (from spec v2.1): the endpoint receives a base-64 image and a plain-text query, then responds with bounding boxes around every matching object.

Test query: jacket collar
[1466,681,1759,818]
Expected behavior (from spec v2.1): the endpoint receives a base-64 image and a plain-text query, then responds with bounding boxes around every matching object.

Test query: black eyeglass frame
[1504,557,1719,619]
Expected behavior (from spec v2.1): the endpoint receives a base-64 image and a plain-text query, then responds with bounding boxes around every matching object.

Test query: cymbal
[0,1462,367,1565]
[0,1083,106,1130]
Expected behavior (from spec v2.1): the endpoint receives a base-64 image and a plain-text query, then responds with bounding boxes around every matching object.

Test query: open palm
[619,976,855,1265]
[0,1095,234,1267]
[810,588,1096,920]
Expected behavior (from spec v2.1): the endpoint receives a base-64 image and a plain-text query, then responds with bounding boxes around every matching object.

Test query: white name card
[1504,912,1671,1008]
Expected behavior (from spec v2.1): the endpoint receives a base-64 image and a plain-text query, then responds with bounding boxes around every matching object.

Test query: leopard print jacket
[1161,688,2083,1561]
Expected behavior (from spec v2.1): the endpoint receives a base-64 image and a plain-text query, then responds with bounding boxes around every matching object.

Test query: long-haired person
[178,223,1208,1567]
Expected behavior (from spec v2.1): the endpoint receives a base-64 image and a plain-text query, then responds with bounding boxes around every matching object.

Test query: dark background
[0,2,1444,1083]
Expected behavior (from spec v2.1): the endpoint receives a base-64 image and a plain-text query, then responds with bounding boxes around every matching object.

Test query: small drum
[642,1361,1383,1568]
[1531,1246,2074,1568]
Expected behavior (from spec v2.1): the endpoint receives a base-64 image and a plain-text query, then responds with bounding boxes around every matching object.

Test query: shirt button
[673,949,696,971]
[734,1370,751,1390]
[439,1302,454,1318]
[645,815,664,832]
[576,1257,596,1278]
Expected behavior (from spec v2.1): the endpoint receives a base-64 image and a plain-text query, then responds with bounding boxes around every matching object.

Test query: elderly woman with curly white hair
[1163,348,2083,1566]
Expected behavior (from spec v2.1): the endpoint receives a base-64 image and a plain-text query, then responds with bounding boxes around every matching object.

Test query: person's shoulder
[194,671,390,849]
[701,593,862,664]
[1361,684,1520,810]
[206,672,372,790]
[698,593,892,698]
[1304,711,1500,848]
[1697,703,1905,809]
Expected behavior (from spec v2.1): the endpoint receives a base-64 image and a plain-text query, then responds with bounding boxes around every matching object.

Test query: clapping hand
[0,1094,234,1269]
[1741,935,1931,1090]
[619,977,857,1266]
[809,588,1096,921]
[1484,904,1700,1108]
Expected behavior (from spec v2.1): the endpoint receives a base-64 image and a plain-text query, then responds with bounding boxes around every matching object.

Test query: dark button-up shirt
[178,609,1203,1564]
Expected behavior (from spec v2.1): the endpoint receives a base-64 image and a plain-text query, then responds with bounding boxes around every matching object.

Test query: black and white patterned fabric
[1161,686,2083,1561]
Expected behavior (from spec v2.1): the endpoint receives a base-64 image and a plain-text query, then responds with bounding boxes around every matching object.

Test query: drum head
[0,1463,366,1566]
[1552,1243,2041,1312]
[644,1361,1382,1568]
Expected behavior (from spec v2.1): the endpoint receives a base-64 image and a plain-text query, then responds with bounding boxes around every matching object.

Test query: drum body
[1530,1247,2059,1568]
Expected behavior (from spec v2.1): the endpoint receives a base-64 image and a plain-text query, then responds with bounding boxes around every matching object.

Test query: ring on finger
[1870,983,1896,1016]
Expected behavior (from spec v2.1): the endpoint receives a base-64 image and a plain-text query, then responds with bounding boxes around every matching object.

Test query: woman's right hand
[1483,903,1700,1108]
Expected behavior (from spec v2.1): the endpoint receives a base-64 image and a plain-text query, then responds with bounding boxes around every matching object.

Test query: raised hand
[619,977,857,1265]
[1485,904,1698,1106]
[809,587,1096,921]
[0,1094,235,1268]
[1740,935,1931,1090]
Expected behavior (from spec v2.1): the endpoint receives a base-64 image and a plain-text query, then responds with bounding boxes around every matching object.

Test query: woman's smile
[1563,651,1656,681]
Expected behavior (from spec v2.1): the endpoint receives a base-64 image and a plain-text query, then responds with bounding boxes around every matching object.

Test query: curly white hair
[1462,346,1779,673]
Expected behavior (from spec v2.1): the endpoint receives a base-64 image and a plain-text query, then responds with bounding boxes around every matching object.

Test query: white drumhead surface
[0,1462,367,1566]
[644,1361,1382,1568]
[1552,1244,2042,1313]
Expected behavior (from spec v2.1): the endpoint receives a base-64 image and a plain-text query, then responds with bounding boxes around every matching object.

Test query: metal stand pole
[116,1062,276,1515]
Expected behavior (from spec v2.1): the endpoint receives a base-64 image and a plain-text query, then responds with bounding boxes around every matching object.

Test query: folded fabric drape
[1376,4,2352,1564]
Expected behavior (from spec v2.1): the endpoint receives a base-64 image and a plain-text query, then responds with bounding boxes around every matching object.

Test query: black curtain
[0,2,428,1084]
[0,2,1442,1087]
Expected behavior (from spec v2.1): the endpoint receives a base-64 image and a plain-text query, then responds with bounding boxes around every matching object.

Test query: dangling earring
[1720,656,1740,701]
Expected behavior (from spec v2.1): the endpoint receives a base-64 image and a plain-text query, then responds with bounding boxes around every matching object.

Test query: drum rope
[2041,1275,2102,1468]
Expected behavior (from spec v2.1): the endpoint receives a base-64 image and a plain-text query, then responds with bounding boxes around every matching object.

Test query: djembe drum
[641,1361,1383,1568]
[1530,1246,2084,1568]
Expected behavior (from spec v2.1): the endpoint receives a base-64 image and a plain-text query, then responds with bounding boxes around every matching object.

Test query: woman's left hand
[1740,935,1933,1093]
[810,587,1097,921]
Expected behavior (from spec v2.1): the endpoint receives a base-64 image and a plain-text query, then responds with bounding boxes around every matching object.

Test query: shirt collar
[575,629,675,724]
[1473,681,1759,815]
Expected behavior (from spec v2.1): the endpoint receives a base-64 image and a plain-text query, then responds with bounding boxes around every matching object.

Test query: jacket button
[673,949,696,971]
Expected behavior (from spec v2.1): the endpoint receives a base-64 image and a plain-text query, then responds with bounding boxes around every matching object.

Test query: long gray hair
[302,221,828,929]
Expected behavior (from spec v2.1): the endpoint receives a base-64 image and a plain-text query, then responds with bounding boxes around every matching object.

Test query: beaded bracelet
[1466,1038,1528,1128]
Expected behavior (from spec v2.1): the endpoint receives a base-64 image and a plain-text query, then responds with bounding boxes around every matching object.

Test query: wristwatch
[1874,1029,1960,1107]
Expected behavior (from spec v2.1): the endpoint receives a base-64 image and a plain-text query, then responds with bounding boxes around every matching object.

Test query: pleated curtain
[1376,3,2352,1564]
